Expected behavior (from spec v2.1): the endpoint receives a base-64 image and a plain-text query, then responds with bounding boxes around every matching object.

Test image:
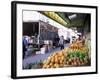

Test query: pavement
[23,44,69,68]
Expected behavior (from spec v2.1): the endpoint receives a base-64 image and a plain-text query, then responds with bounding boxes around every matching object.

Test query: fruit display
[69,43,89,54]
[42,42,90,69]
[65,51,89,66]
[69,43,83,49]
[43,51,67,69]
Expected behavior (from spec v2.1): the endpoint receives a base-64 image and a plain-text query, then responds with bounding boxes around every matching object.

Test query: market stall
[42,41,90,68]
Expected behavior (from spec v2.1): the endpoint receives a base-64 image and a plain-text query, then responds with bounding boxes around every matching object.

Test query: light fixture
[68,14,77,20]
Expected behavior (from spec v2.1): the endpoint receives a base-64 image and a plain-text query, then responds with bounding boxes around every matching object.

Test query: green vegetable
[67,50,87,60]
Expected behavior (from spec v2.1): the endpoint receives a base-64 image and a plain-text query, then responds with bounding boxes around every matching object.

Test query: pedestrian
[59,36,64,50]
[23,36,28,59]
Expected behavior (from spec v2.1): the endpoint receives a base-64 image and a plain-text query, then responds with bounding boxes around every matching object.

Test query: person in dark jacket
[23,36,28,59]
[59,36,64,50]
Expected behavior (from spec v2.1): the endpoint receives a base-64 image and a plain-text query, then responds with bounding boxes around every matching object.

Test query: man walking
[59,36,64,50]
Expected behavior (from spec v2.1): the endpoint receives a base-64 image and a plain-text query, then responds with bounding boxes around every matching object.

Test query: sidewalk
[23,44,70,68]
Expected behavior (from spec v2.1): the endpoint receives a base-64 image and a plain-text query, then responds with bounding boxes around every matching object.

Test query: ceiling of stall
[39,11,90,28]
[39,11,68,27]
[56,12,90,27]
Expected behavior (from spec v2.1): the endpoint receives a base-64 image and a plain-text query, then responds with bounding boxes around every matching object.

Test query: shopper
[82,35,86,45]
[59,36,64,50]
[53,35,60,48]
[23,36,28,59]
[76,34,85,46]
[56,35,60,47]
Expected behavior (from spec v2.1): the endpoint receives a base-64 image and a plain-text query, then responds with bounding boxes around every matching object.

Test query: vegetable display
[66,51,89,66]
[42,43,90,69]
